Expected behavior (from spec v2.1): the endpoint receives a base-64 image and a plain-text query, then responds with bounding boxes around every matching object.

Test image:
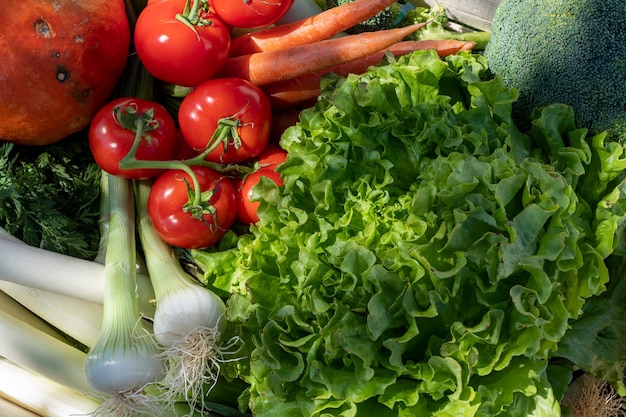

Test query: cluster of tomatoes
[88,76,288,249]
[88,78,287,250]
[87,0,301,250]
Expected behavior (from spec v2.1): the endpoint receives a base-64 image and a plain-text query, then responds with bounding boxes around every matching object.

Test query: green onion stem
[135,179,236,409]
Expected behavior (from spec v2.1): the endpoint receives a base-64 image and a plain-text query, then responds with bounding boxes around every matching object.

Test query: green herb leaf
[0,133,101,259]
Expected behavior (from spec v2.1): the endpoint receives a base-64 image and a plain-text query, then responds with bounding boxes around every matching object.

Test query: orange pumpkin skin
[0,0,130,146]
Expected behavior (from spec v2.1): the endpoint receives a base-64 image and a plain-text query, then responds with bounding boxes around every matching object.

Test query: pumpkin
[0,0,131,146]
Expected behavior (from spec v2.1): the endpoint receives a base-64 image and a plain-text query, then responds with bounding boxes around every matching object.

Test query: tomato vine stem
[175,0,214,41]
[116,105,248,220]
[199,104,252,158]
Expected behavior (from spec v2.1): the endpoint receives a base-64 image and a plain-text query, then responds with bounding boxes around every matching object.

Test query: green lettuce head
[197,50,626,416]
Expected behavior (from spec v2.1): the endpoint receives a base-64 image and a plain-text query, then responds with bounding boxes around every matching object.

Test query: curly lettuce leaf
[554,254,626,396]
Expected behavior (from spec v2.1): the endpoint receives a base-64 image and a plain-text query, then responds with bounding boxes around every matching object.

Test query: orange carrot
[228,0,399,57]
[264,81,321,110]
[331,39,476,75]
[262,39,476,109]
[219,23,428,86]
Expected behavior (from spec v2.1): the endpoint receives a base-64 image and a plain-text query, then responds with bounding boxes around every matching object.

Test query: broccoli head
[485,0,626,139]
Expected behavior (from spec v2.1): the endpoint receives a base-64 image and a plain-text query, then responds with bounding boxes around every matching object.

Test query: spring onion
[83,174,164,416]
[135,179,240,408]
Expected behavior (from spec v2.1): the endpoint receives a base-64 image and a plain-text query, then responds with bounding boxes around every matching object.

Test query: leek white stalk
[0,290,68,343]
[135,180,238,408]
[0,233,107,302]
[84,174,164,416]
[0,358,101,417]
[0,281,102,347]
[0,307,92,395]
[0,291,101,415]
[0,229,156,318]
[0,301,193,417]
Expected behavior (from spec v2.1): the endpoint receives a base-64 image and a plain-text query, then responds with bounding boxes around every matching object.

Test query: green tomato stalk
[115,101,249,224]
[176,0,214,35]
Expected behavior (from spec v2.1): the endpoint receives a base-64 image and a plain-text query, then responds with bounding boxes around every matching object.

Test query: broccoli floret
[485,0,626,138]
[398,3,445,27]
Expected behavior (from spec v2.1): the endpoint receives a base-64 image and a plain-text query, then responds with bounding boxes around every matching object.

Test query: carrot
[262,39,476,109]
[219,22,428,86]
[228,0,399,57]
[330,39,476,75]
[264,81,321,110]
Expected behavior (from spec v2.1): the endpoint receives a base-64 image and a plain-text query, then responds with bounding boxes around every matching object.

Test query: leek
[135,179,241,408]
[0,290,67,343]
[0,307,92,395]
[0,227,156,318]
[0,231,109,302]
[83,174,164,416]
[0,281,102,347]
[0,297,195,417]
[0,358,101,417]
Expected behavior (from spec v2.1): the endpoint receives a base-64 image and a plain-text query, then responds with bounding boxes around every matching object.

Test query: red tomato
[236,167,283,225]
[178,77,272,164]
[173,129,200,160]
[256,145,287,167]
[209,0,294,28]
[148,166,237,249]
[134,0,231,87]
[89,97,177,180]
